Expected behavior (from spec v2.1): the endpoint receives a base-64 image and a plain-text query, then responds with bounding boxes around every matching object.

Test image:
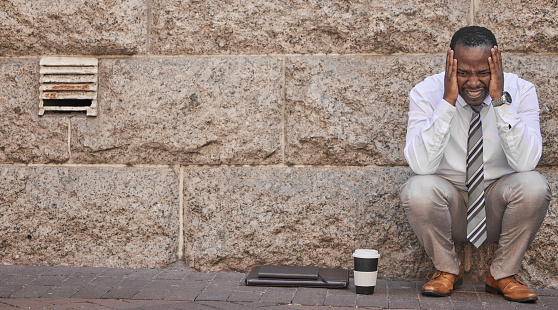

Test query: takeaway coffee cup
[353,249,380,294]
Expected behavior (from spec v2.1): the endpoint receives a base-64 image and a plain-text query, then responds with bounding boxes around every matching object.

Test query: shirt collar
[456,95,492,109]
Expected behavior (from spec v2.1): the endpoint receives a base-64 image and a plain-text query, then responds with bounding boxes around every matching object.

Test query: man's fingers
[491,46,502,70]
[445,48,455,80]
[445,48,452,77]
[449,58,457,77]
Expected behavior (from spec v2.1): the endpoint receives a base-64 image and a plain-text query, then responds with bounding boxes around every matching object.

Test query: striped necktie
[466,105,487,248]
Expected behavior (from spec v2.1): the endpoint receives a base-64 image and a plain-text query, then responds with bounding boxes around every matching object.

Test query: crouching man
[400,26,551,303]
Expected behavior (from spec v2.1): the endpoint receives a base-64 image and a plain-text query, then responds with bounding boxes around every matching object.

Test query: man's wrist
[491,91,504,100]
[492,91,512,107]
[443,95,457,106]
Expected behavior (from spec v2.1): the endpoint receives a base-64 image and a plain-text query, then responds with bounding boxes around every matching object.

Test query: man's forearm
[494,104,543,171]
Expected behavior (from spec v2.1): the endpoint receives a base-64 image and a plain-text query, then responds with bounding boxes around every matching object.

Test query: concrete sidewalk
[0,265,556,309]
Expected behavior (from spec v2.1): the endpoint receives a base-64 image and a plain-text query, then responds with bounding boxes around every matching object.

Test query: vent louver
[39,57,98,116]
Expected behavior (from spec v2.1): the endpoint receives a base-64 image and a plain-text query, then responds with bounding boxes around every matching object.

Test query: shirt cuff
[435,99,457,124]
[493,103,520,130]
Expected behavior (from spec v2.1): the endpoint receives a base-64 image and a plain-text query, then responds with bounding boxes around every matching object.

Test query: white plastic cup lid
[353,249,380,259]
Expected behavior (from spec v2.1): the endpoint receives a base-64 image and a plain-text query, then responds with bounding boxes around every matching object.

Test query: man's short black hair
[450,26,497,50]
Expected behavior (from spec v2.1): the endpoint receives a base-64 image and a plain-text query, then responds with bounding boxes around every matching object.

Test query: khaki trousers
[400,171,550,280]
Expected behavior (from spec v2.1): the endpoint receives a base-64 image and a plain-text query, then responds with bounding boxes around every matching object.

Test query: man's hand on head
[443,48,459,106]
[488,46,504,100]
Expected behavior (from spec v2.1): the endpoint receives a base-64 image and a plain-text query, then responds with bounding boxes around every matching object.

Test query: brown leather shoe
[421,265,463,297]
[485,269,538,303]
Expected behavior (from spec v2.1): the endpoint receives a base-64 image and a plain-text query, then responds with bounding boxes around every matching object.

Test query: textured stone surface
[284,55,558,166]
[0,166,179,268]
[524,168,558,289]
[182,166,558,288]
[1,0,557,291]
[70,57,282,165]
[475,0,558,53]
[150,0,469,55]
[285,55,442,166]
[182,166,418,277]
[505,55,558,167]
[0,0,147,56]
[0,59,69,164]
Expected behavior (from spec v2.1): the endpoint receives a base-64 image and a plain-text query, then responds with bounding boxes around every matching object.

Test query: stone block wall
[1,0,557,288]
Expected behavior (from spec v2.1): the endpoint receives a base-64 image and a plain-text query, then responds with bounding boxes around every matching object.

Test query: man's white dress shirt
[404,72,542,191]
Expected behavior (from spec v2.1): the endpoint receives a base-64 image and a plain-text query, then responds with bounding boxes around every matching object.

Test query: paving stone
[1,276,36,286]
[206,273,246,290]
[186,273,217,282]
[356,290,389,309]
[417,294,454,310]
[0,266,25,274]
[249,303,297,309]
[514,300,548,310]
[180,282,211,291]
[326,288,353,296]
[99,268,136,277]
[84,298,146,309]
[41,266,79,276]
[165,284,206,301]
[387,281,421,309]
[143,279,184,290]
[102,280,148,299]
[458,283,481,292]
[227,290,263,303]
[234,284,267,293]
[0,298,69,309]
[0,286,22,298]
[59,276,95,287]
[371,279,388,293]
[29,275,68,286]
[479,292,519,310]
[450,299,483,310]
[292,287,326,306]
[90,276,122,287]
[0,266,556,308]
[156,270,191,280]
[212,273,246,283]
[42,286,82,298]
[25,266,54,274]
[0,275,14,285]
[71,285,112,299]
[70,267,108,277]
[126,299,201,309]
[259,287,297,304]
[537,288,558,297]
[124,269,162,281]
[10,285,52,298]
[538,296,558,310]
[197,301,262,310]
[195,290,233,302]
[323,293,356,307]
[204,282,243,291]
[449,292,484,310]
[132,287,172,300]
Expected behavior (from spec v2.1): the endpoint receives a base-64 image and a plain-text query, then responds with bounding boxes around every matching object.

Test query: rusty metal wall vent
[39,57,98,116]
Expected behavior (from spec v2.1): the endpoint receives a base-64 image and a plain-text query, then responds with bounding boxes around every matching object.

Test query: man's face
[454,43,492,106]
